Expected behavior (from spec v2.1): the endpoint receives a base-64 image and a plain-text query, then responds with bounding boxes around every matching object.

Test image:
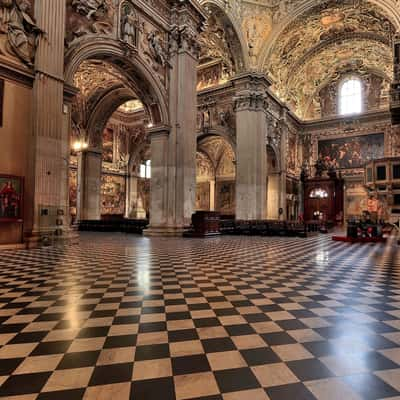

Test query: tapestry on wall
[101,174,125,215]
[0,175,23,221]
[318,133,384,169]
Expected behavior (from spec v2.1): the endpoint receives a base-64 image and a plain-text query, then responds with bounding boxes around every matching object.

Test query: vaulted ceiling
[199,0,399,119]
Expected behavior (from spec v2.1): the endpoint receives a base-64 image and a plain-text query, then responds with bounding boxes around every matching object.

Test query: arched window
[339,77,362,116]
[140,160,151,179]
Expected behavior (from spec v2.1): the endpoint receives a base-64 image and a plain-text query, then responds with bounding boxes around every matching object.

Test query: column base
[143,226,188,237]
[24,226,80,248]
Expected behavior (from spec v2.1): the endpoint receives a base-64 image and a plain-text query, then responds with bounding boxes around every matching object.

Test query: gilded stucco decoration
[198,3,244,90]
[265,0,396,119]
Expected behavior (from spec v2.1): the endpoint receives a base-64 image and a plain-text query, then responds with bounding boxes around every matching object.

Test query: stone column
[145,1,205,236]
[391,32,400,125]
[126,175,146,219]
[148,126,169,229]
[233,74,271,220]
[77,149,102,221]
[209,179,216,211]
[26,0,69,244]
[279,120,288,220]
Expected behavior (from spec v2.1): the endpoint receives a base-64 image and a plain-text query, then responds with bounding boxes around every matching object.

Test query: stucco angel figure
[2,0,43,66]
[147,31,171,68]
[72,0,107,20]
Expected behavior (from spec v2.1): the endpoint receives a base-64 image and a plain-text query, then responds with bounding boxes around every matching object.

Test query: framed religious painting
[0,175,24,222]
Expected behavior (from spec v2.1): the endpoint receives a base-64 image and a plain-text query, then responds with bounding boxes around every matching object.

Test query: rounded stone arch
[257,0,400,72]
[65,37,169,127]
[198,0,250,71]
[197,130,236,157]
[85,86,139,149]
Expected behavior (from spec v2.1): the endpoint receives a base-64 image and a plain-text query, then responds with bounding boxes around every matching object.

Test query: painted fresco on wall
[102,127,114,163]
[318,133,384,169]
[101,174,125,215]
[216,181,235,215]
[196,182,210,211]
[0,175,23,221]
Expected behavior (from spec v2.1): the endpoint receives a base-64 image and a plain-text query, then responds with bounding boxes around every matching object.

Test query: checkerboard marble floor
[0,232,400,400]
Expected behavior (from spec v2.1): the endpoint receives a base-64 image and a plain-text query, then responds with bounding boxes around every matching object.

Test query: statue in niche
[120,2,137,47]
[147,30,170,69]
[0,0,43,66]
[200,109,211,130]
[72,0,107,20]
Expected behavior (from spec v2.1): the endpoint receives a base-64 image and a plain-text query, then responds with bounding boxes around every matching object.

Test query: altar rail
[78,219,149,234]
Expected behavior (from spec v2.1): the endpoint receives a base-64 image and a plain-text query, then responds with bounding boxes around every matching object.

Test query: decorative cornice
[0,59,34,87]
[147,124,171,139]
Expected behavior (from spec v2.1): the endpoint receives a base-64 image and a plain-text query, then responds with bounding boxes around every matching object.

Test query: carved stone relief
[0,0,42,66]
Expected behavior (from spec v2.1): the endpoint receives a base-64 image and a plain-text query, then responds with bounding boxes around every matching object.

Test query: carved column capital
[168,0,206,59]
[147,124,171,140]
[233,90,269,112]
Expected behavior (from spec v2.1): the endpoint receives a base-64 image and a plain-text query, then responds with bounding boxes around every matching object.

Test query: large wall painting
[102,127,114,163]
[196,182,210,211]
[101,174,125,215]
[216,181,235,215]
[0,175,23,221]
[318,133,384,169]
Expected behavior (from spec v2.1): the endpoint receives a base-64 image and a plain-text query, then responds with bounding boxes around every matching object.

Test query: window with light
[140,160,151,179]
[339,78,362,116]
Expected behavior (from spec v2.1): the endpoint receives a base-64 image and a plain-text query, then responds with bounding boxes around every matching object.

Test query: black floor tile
[89,362,133,386]
[214,368,260,393]
[172,354,211,375]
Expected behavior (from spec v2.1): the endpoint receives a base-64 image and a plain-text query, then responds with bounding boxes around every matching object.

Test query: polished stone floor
[0,233,400,400]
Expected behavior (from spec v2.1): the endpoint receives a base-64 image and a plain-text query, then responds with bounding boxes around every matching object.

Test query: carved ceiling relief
[0,0,42,67]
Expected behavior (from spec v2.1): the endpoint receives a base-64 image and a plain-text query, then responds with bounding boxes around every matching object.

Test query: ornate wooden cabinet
[304,176,344,224]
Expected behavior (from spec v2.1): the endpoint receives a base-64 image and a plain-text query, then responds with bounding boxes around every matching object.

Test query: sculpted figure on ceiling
[0,0,43,66]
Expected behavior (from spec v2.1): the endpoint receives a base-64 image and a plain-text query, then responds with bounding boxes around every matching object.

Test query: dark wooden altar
[303,176,344,225]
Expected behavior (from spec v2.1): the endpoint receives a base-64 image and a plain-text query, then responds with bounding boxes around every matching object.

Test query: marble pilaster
[26,0,70,244]
[233,74,271,220]
[77,149,102,221]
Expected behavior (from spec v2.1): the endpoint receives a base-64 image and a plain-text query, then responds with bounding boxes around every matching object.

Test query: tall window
[140,160,151,179]
[339,78,362,116]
